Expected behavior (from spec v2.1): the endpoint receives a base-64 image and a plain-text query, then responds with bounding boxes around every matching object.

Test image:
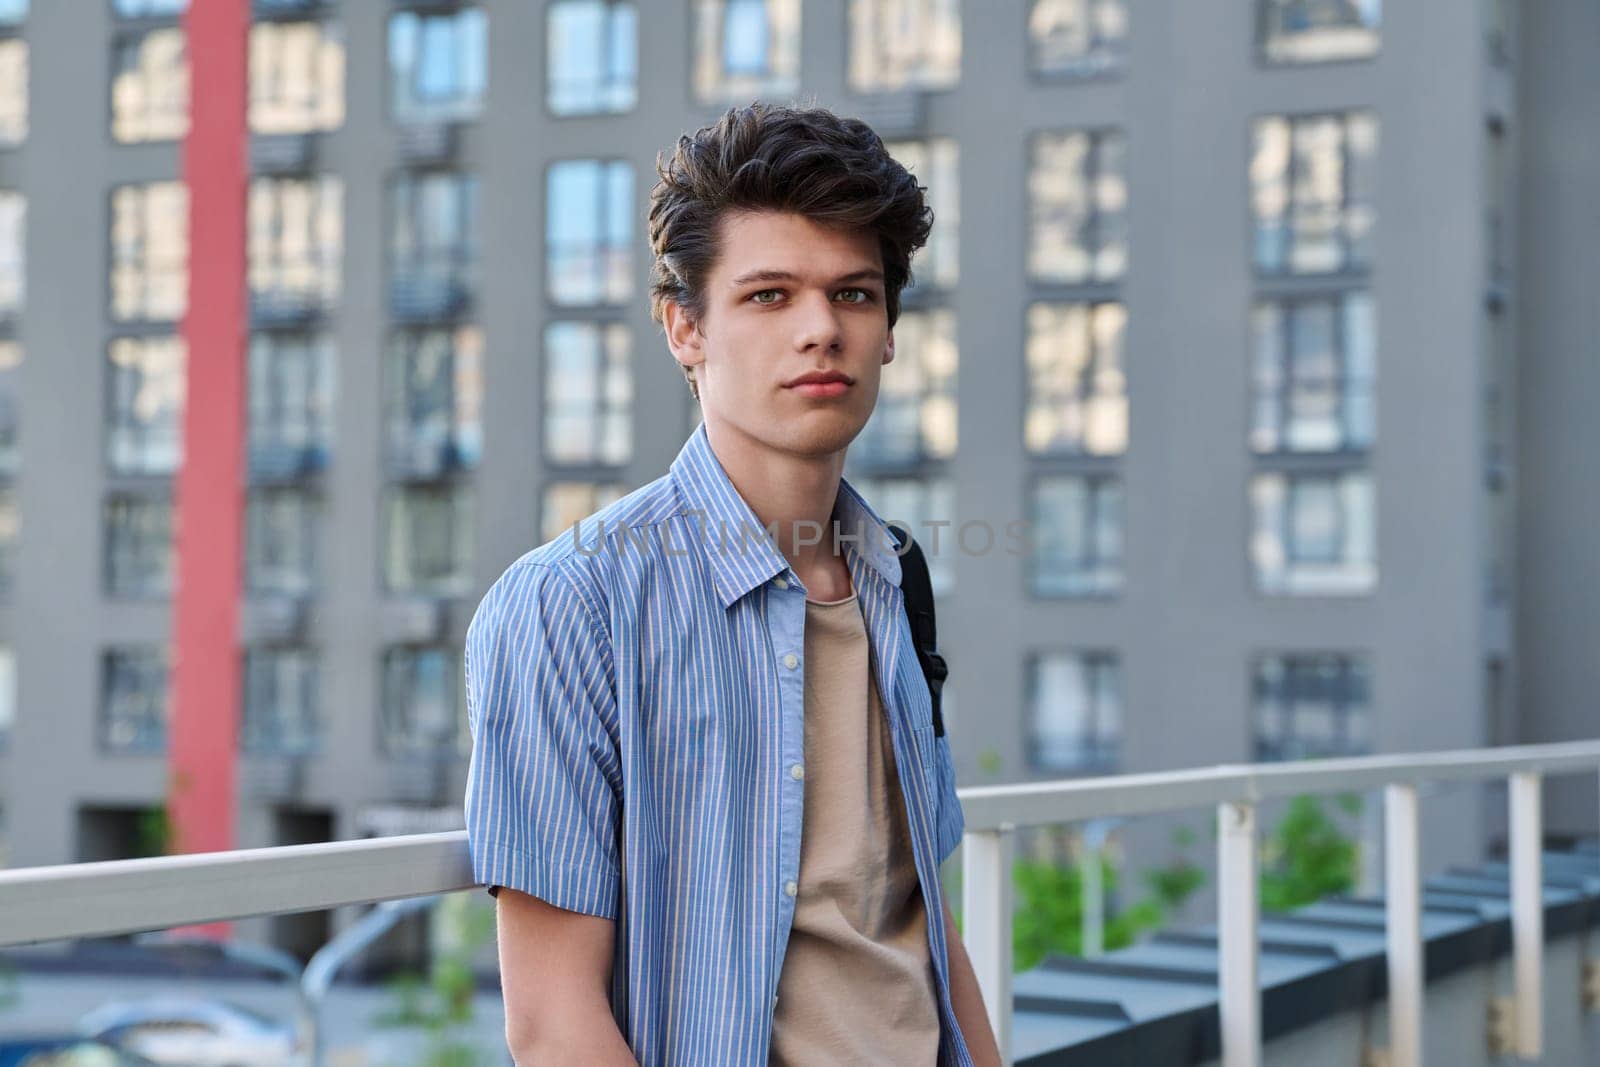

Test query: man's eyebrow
[726,268,885,289]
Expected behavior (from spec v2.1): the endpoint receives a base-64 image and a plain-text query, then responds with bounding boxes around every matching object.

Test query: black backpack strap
[889,526,948,738]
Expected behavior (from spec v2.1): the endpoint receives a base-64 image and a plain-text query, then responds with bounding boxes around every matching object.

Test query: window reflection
[386,326,483,477]
[1259,0,1381,64]
[389,171,479,319]
[1031,474,1122,597]
[887,139,960,291]
[101,646,169,755]
[855,308,958,466]
[250,176,343,314]
[1025,301,1127,457]
[1251,292,1375,454]
[0,38,25,146]
[546,160,633,306]
[106,336,186,476]
[112,27,188,143]
[692,0,800,105]
[249,332,335,477]
[849,0,961,93]
[380,644,467,759]
[540,481,626,544]
[104,492,173,599]
[243,647,320,757]
[382,484,474,598]
[1251,111,1377,275]
[388,8,487,124]
[544,322,632,466]
[548,0,638,116]
[1253,654,1372,760]
[1250,469,1376,594]
[1028,651,1120,773]
[250,20,345,135]
[1029,129,1128,285]
[1028,0,1127,78]
[246,487,319,598]
[111,181,189,323]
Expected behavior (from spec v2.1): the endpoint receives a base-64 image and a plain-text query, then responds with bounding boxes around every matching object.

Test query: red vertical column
[170,0,249,885]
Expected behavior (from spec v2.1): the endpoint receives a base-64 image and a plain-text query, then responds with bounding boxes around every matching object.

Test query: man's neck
[702,419,853,599]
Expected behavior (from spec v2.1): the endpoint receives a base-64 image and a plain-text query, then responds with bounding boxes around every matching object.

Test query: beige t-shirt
[768,591,941,1065]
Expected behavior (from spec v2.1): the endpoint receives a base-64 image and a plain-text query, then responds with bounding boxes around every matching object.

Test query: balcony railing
[3,739,1599,1067]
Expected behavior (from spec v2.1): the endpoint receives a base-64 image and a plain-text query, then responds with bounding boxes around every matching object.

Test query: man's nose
[793,291,844,352]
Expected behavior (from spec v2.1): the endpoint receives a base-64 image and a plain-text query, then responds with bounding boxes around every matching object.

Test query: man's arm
[942,896,1004,1067]
[497,887,638,1065]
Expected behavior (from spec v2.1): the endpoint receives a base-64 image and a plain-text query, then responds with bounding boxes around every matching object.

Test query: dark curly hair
[648,101,934,399]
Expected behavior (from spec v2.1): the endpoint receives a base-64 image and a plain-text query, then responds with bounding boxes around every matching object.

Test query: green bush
[1259,794,1362,913]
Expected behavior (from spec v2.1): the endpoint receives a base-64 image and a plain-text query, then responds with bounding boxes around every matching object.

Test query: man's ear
[663,300,707,375]
[883,328,895,366]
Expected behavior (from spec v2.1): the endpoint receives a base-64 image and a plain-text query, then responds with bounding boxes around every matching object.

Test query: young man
[463,102,1002,1066]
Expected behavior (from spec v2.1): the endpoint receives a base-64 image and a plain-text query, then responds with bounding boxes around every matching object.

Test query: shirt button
[790,763,804,781]
[773,576,789,590]
[782,653,799,670]
[784,880,798,898]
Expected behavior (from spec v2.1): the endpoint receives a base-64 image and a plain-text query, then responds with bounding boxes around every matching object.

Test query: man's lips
[783,371,854,398]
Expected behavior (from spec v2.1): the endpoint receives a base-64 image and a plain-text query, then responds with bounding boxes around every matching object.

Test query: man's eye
[751,290,782,304]
[835,289,871,304]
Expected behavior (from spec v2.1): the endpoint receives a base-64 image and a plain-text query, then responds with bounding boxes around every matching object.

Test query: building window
[388,7,487,125]
[1028,0,1127,79]
[1253,654,1372,760]
[540,481,625,544]
[111,181,189,323]
[887,139,960,291]
[1250,469,1375,594]
[1258,0,1380,65]
[386,325,483,477]
[0,340,17,477]
[249,332,335,480]
[546,160,633,307]
[692,0,800,105]
[113,0,187,15]
[389,171,479,320]
[106,336,186,476]
[0,37,25,147]
[1028,651,1120,773]
[1025,301,1127,457]
[1250,292,1375,455]
[112,26,188,143]
[544,322,631,467]
[382,484,474,598]
[104,492,173,599]
[243,647,319,756]
[0,644,14,753]
[246,487,318,598]
[250,19,345,135]
[1031,473,1122,597]
[380,644,467,758]
[1251,111,1378,276]
[855,308,958,467]
[848,0,961,94]
[1029,129,1128,286]
[0,189,22,319]
[0,485,15,598]
[547,0,638,117]
[849,476,956,595]
[249,176,343,317]
[101,646,169,754]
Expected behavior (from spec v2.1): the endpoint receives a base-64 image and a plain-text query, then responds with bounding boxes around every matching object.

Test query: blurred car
[0,1037,156,1067]
[74,999,303,1067]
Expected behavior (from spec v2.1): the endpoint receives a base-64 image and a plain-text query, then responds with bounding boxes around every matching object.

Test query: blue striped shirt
[463,423,971,1065]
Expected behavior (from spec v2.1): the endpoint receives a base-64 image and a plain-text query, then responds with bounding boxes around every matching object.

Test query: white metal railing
[1,741,1598,1067]
[959,740,1600,1067]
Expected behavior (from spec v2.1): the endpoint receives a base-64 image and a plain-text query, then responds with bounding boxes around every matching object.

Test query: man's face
[665,210,894,462]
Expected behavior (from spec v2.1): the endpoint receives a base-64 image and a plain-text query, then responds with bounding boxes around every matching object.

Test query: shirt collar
[668,422,904,608]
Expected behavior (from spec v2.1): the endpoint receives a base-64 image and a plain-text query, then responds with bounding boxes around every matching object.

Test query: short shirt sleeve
[463,561,622,919]
[933,731,966,866]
